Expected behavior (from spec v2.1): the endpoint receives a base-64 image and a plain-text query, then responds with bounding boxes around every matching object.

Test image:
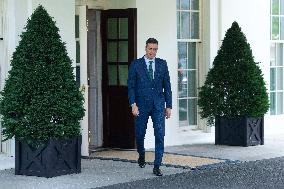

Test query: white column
[0,0,17,156]
[78,5,89,156]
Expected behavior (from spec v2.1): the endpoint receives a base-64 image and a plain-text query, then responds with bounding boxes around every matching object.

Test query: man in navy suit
[128,38,172,176]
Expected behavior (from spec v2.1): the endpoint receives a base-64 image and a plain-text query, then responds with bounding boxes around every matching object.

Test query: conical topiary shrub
[0,5,85,147]
[198,21,269,123]
[198,22,269,146]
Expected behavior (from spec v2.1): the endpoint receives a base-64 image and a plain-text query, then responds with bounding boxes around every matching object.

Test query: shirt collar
[144,56,155,64]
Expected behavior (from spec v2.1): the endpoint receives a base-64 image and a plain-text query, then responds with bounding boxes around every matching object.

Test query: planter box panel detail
[15,136,81,178]
[215,117,264,147]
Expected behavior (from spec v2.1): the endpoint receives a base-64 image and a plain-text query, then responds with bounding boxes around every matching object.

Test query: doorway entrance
[86,8,137,150]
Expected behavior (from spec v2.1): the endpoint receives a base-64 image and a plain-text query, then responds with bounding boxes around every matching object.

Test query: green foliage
[0,5,85,146]
[198,21,269,125]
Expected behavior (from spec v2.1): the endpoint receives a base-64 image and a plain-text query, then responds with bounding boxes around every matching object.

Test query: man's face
[145,43,158,60]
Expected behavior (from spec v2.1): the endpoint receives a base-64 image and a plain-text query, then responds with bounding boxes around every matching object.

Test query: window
[177,0,200,126]
[270,0,284,115]
[75,14,80,87]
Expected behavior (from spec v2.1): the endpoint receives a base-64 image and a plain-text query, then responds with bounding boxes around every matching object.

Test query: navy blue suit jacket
[128,57,172,110]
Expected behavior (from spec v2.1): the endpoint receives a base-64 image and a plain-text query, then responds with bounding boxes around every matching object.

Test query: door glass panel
[108,65,117,86]
[119,65,128,86]
[118,41,128,62]
[188,43,196,69]
[188,99,197,125]
[107,42,117,62]
[178,70,188,98]
[108,18,117,39]
[119,18,128,39]
[188,70,196,96]
[179,99,188,126]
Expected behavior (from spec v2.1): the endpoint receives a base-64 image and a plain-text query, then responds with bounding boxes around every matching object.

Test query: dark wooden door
[101,9,136,148]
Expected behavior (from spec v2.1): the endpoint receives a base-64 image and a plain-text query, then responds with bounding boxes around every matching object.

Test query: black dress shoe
[153,167,163,176]
[138,156,146,168]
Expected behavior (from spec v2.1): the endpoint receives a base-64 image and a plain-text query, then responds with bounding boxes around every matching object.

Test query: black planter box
[215,117,264,147]
[15,136,81,178]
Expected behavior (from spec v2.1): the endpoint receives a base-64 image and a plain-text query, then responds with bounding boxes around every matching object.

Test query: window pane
[281,0,284,14]
[277,92,283,114]
[191,12,199,39]
[188,43,196,69]
[118,41,128,62]
[281,17,284,40]
[270,68,276,91]
[270,43,276,66]
[76,66,80,87]
[76,41,80,64]
[272,0,279,15]
[276,43,283,66]
[119,65,128,86]
[75,15,79,38]
[107,42,117,62]
[179,99,188,126]
[272,16,280,40]
[191,0,199,10]
[181,0,190,10]
[277,67,283,90]
[178,70,188,98]
[181,12,190,39]
[270,92,276,115]
[108,18,117,39]
[178,42,187,69]
[177,12,180,38]
[188,98,197,125]
[108,65,117,86]
[119,18,128,39]
[188,70,196,97]
[177,0,180,9]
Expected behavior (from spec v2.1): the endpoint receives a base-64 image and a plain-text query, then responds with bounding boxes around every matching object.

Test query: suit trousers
[135,100,165,168]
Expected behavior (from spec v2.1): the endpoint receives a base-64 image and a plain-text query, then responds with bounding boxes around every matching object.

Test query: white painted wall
[135,0,179,148]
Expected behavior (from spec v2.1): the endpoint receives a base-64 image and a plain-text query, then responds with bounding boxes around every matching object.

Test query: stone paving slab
[0,158,188,189]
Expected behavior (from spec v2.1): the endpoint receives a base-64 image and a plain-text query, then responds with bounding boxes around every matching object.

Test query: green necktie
[148,61,153,81]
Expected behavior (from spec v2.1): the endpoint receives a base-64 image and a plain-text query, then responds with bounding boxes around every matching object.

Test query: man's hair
[146,38,158,45]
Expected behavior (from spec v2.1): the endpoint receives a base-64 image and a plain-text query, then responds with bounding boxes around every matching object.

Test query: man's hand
[165,108,171,119]
[131,103,139,117]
